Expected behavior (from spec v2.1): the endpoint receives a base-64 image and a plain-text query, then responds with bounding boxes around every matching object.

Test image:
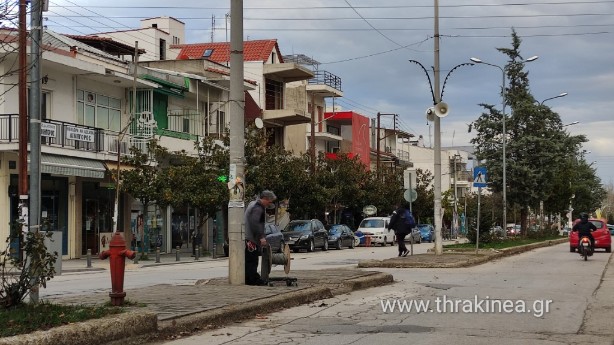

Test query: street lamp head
[526,55,539,62]
[559,92,568,97]
[469,57,482,63]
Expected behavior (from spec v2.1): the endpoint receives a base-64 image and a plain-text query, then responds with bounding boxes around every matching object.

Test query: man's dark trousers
[245,245,261,285]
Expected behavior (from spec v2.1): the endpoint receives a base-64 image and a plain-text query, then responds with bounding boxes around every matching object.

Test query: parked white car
[356,217,394,246]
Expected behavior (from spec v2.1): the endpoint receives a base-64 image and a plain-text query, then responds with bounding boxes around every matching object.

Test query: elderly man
[244,190,277,285]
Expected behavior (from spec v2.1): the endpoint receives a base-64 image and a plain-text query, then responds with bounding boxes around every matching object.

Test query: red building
[323,111,371,170]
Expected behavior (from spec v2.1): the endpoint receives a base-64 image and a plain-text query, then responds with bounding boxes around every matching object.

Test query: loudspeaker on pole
[434,102,449,118]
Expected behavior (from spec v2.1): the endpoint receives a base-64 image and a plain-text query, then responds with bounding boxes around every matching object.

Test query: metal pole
[18,0,28,263]
[476,187,481,254]
[228,0,246,285]
[155,247,160,263]
[28,0,43,304]
[310,93,316,173]
[176,246,180,261]
[454,154,458,239]
[376,112,380,180]
[501,67,507,238]
[433,0,443,255]
[86,249,92,268]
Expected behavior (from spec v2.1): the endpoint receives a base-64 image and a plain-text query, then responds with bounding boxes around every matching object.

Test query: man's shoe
[402,250,409,257]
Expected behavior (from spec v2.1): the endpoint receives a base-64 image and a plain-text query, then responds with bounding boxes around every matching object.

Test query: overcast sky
[46,0,614,184]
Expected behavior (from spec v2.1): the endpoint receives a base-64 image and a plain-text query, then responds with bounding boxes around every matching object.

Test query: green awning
[29,154,107,179]
[140,74,188,98]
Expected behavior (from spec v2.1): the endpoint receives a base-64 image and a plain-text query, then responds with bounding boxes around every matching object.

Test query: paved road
[157,243,614,345]
[41,240,441,299]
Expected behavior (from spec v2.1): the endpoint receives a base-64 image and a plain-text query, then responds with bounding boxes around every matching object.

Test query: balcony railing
[308,70,342,91]
[162,109,205,140]
[0,113,139,156]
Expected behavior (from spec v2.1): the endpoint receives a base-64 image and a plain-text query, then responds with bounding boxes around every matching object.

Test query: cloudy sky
[46,0,614,184]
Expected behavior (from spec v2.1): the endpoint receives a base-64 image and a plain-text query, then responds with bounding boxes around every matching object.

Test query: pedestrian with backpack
[388,203,415,257]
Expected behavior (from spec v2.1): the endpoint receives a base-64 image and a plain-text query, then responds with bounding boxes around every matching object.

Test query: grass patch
[444,235,563,250]
[0,302,124,338]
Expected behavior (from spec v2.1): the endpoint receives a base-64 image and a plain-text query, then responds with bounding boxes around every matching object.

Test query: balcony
[263,63,314,82]
[262,108,310,126]
[307,70,343,98]
[0,113,139,157]
[155,109,206,141]
[451,171,472,186]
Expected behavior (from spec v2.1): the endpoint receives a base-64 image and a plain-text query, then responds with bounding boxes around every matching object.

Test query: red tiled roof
[174,40,281,63]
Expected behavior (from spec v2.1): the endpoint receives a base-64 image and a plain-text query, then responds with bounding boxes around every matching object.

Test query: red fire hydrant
[99,232,136,306]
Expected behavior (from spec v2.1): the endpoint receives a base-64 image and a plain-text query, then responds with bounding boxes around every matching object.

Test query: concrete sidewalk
[0,268,393,345]
[58,251,223,274]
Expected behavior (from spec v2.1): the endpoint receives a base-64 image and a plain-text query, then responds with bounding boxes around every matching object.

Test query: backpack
[403,209,416,228]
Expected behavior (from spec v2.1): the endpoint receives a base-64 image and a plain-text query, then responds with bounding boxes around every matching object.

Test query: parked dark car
[282,219,329,252]
[265,223,284,253]
[417,224,434,242]
[327,224,356,250]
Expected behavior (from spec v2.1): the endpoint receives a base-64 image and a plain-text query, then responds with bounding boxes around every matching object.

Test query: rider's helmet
[580,212,589,222]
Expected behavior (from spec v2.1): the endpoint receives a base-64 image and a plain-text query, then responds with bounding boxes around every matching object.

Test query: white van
[356,217,394,246]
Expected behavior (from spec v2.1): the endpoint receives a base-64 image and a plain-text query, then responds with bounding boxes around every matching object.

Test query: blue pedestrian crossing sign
[473,167,487,188]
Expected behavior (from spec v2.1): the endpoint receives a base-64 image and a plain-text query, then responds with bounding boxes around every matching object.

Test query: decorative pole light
[470,55,538,235]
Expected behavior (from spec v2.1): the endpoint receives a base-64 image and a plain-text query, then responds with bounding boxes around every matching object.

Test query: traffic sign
[404,189,418,202]
[473,167,487,188]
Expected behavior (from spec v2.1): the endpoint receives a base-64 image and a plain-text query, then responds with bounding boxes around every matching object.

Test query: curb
[0,311,157,345]
[3,272,393,345]
[158,286,333,334]
[358,238,568,268]
[155,271,393,338]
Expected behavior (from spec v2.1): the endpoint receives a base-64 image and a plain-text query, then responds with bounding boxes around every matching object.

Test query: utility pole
[112,41,139,237]
[376,112,380,180]
[376,113,397,180]
[310,93,316,173]
[29,0,44,303]
[18,0,28,258]
[453,154,459,239]
[433,0,443,255]
[228,0,245,285]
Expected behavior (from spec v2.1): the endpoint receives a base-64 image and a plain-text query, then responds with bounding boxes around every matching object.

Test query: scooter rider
[572,212,596,252]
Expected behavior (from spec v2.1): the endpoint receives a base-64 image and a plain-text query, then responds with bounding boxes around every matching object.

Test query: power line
[343,0,404,48]
[44,13,614,21]
[48,1,614,10]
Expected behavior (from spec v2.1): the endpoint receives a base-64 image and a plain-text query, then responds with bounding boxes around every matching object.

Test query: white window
[76,90,121,132]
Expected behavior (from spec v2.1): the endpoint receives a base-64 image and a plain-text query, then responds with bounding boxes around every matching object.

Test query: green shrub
[1,222,58,308]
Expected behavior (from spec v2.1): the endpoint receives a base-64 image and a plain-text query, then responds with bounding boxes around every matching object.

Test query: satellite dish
[425,107,435,122]
[255,118,264,129]
[434,102,449,118]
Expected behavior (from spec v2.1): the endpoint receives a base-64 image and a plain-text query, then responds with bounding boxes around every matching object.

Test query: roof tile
[174,40,279,63]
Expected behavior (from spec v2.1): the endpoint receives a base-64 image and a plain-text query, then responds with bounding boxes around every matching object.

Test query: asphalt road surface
[158,243,614,345]
[40,239,436,299]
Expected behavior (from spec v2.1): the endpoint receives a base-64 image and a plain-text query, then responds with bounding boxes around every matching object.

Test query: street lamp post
[470,55,538,234]
[539,92,568,106]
